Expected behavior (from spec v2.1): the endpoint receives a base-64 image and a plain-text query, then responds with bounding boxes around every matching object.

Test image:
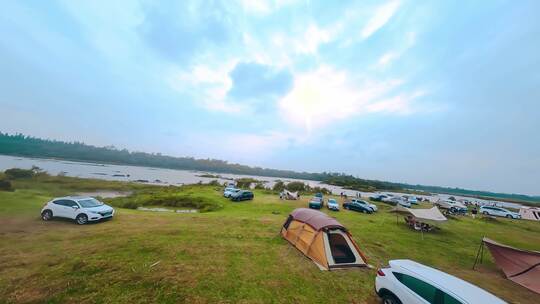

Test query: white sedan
[41,196,115,225]
[376,259,506,304]
[480,206,520,219]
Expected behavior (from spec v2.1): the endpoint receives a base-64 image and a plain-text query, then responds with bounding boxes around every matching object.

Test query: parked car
[223,187,240,198]
[41,196,115,225]
[351,198,377,212]
[309,197,323,209]
[370,194,388,202]
[327,198,339,211]
[343,200,373,213]
[480,206,520,219]
[407,196,418,205]
[376,259,507,304]
[383,197,411,208]
[230,190,254,201]
[436,200,468,215]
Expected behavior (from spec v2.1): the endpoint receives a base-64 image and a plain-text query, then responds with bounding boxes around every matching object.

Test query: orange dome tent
[281,208,368,270]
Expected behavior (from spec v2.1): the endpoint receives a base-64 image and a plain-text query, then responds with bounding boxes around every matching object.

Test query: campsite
[1,173,539,303]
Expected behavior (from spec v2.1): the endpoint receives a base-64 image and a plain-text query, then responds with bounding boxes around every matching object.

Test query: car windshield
[328,199,336,204]
[78,198,103,208]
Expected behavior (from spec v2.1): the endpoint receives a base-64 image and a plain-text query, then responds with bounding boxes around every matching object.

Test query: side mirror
[72,206,79,209]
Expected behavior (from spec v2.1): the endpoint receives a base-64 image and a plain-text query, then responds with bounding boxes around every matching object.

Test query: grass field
[1,176,539,303]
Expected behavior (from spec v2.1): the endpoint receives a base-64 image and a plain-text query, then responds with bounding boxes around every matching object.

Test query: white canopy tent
[394,205,448,223]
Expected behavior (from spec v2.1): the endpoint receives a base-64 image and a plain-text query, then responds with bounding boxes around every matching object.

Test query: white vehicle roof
[53,196,95,201]
[390,260,506,304]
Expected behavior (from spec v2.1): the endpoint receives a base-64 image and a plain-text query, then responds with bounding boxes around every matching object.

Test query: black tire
[76,214,88,225]
[381,293,402,304]
[483,211,489,215]
[506,214,512,219]
[41,210,53,221]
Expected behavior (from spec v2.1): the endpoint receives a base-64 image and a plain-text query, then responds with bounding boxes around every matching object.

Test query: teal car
[309,197,323,209]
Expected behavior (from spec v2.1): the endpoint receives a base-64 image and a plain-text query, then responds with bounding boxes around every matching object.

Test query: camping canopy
[280,190,298,200]
[281,208,368,270]
[394,205,447,224]
[483,237,540,294]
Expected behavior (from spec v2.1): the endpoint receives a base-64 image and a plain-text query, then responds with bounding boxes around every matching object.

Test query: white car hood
[84,205,113,213]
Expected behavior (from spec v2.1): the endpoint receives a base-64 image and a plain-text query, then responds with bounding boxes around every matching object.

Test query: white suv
[223,187,240,198]
[41,196,115,225]
[375,259,506,304]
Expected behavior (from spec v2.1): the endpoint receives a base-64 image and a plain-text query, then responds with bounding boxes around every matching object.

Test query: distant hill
[1,132,539,204]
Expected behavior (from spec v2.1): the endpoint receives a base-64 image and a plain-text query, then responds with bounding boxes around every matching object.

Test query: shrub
[106,186,223,212]
[122,201,141,209]
[311,186,331,195]
[0,180,13,191]
[254,182,266,190]
[207,180,221,186]
[236,178,259,189]
[286,181,307,192]
[4,168,35,179]
[272,180,285,192]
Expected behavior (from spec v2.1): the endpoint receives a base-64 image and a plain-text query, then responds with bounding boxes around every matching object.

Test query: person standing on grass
[471,207,478,219]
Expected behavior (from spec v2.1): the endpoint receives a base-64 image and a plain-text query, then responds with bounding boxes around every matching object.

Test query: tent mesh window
[328,233,356,264]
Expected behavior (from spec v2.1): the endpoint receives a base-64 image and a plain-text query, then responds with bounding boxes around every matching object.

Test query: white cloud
[278,66,420,130]
[238,0,298,15]
[377,51,400,67]
[185,130,305,164]
[167,62,247,113]
[361,0,401,39]
[239,0,272,14]
[375,31,416,68]
[294,24,332,55]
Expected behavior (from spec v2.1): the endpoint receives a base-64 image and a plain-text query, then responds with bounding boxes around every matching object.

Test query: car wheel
[506,214,512,218]
[381,293,402,304]
[41,210,53,221]
[76,214,88,225]
[483,211,488,215]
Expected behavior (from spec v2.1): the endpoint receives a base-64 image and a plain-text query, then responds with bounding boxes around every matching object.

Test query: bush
[254,182,266,190]
[273,181,285,192]
[4,168,35,179]
[107,186,223,212]
[235,178,259,189]
[311,186,331,195]
[0,180,14,191]
[286,181,307,192]
[207,180,221,186]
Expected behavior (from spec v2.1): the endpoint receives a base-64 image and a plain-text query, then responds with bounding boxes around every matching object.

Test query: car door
[51,200,68,217]
[493,208,503,217]
[63,200,80,219]
[393,272,464,304]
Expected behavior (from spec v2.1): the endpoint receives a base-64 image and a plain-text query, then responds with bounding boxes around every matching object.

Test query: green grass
[1,176,539,303]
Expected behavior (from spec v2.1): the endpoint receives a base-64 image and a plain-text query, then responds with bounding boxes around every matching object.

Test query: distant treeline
[1,132,539,203]
[0,132,340,180]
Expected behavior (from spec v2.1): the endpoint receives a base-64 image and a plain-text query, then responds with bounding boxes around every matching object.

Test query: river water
[0,155,523,209]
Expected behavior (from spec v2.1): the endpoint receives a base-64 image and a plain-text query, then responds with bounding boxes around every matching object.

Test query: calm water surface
[0,155,522,209]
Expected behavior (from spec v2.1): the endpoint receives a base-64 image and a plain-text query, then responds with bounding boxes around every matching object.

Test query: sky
[1,0,539,195]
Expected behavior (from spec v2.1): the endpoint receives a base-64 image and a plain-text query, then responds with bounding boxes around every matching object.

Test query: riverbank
[1,175,539,303]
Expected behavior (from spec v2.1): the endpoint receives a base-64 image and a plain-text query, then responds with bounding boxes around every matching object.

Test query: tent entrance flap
[324,229,365,268]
